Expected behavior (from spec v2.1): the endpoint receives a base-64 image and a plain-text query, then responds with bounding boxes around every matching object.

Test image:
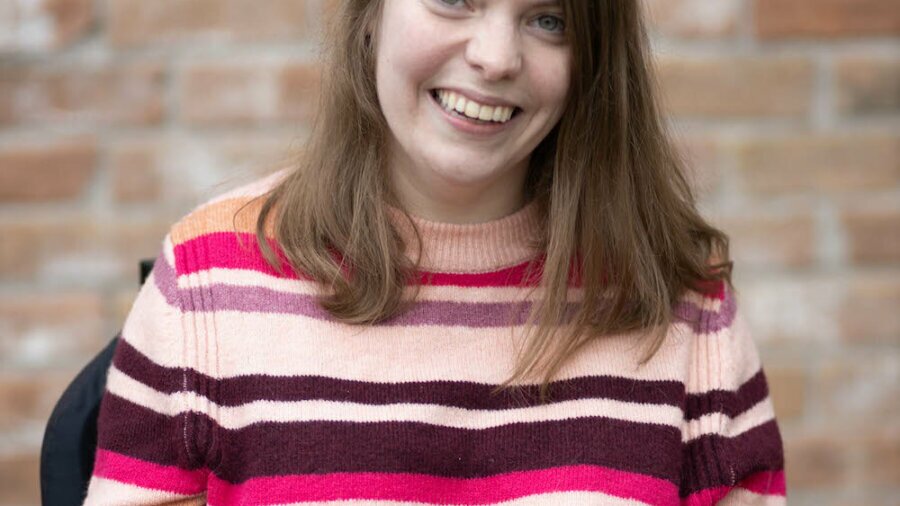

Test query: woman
[84,0,787,504]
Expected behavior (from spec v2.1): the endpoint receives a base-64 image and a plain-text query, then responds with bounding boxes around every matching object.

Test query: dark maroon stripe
[96,395,684,485]
[684,369,770,420]
[96,393,208,471]
[679,419,785,497]
[113,338,685,409]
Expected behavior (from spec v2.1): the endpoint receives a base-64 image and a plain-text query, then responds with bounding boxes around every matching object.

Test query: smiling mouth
[429,89,522,125]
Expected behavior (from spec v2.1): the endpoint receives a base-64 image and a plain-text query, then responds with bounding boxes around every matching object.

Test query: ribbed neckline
[386,199,543,273]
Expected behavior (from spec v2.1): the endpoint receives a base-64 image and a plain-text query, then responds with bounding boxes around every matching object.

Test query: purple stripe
[684,369,770,420]
[113,339,685,409]
[680,420,785,497]
[98,395,684,486]
[155,252,733,332]
[672,287,736,333]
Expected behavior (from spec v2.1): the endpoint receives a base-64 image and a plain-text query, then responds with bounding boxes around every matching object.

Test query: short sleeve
[83,234,210,504]
[679,281,787,505]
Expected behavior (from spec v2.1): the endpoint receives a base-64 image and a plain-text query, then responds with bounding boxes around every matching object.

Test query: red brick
[839,273,900,344]
[43,0,94,48]
[180,61,319,126]
[0,138,97,202]
[643,0,741,39]
[836,56,900,117]
[0,62,165,126]
[755,0,900,39]
[0,452,40,506]
[714,212,817,269]
[108,0,309,47]
[0,371,75,431]
[657,56,814,119]
[764,365,807,421]
[842,205,900,265]
[729,133,899,195]
[859,427,900,486]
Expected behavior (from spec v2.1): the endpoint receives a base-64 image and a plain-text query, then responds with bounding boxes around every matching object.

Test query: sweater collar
[386,199,543,273]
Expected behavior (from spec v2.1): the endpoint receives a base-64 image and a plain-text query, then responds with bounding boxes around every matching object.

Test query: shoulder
[168,169,289,253]
[677,277,737,335]
[165,168,290,276]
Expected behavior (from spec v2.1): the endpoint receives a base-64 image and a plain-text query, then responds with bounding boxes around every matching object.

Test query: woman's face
[374,0,571,214]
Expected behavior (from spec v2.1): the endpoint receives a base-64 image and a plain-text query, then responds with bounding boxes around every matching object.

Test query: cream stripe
[681,397,777,443]
[718,486,786,505]
[268,490,651,506]
[176,267,586,303]
[83,476,204,506]
[126,291,694,384]
[107,366,684,431]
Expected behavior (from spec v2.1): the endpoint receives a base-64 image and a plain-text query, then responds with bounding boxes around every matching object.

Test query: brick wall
[1,0,898,504]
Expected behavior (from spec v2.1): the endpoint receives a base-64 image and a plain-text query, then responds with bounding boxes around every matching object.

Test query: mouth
[429,89,522,125]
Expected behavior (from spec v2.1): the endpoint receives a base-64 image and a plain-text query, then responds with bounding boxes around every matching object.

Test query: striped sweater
[84,172,786,505]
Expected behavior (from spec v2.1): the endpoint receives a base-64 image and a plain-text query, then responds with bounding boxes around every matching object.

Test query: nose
[464,20,523,81]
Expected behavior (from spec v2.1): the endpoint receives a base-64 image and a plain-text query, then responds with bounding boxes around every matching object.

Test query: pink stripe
[681,470,786,506]
[207,464,680,505]
[92,449,208,496]
[174,232,545,287]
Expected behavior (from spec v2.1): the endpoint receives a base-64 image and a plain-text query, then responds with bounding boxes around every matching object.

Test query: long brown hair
[247,0,732,402]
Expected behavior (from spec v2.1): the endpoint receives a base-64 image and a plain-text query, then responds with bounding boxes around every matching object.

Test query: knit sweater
[83,171,786,506]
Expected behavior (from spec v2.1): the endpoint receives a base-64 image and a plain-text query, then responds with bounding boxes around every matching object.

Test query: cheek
[530,53,572,113]
[377,11,447,91]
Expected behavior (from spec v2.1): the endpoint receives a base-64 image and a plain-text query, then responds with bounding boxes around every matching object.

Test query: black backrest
[39,258,155,505]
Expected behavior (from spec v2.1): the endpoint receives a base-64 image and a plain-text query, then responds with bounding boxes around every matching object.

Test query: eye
[434,0,467,7]
[532,14,565,34]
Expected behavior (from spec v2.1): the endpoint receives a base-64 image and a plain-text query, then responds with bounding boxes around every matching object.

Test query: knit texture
[83,172,786,505]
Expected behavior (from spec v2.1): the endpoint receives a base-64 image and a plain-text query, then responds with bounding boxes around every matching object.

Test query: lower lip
[429,91,518,136]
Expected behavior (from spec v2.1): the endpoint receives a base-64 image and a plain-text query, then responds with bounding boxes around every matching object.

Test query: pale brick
[0,138,97,202]
[0,0,93,52]
[0,61,165,126]
[839,273,900,344]
[644,0,741,39]
[730,133,899,195]
[755,0,900,39]
[715,212,816,269]
[107,135,295,205]
[0,452,39,506]
[784,431,853,488]
[836,56,900,117]
[657,56,814,118]
[109,142,163,203]
[817,350,900,424]
[108,0,308,47]
[764,365,807,421]
[842,205,900,265]
[180,61,319,126]
[673,133,721,199]
[0,292,107,370]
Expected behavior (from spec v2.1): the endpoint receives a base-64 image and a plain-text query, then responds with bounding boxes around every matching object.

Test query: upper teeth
[436,90,515,123]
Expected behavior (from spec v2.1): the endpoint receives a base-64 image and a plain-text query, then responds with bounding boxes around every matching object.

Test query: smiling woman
[82,1,787,505]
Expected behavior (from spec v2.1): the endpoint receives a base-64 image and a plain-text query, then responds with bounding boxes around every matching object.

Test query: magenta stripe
[680,470,785,505]
[207,464,680,506]
[173,232,543,287]
[92,449,208,496]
